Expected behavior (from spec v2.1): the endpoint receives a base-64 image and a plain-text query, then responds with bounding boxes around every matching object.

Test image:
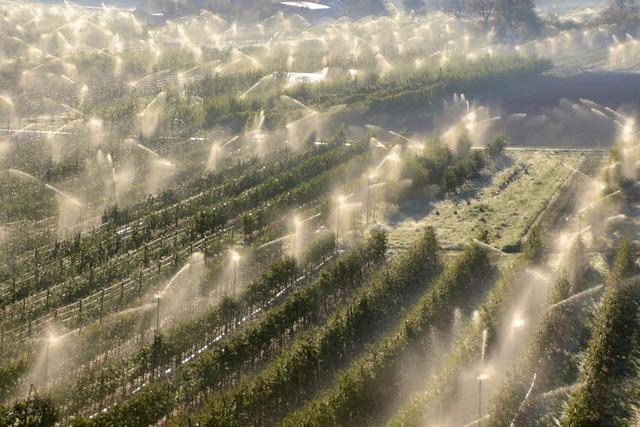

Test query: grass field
[384,150,589,252]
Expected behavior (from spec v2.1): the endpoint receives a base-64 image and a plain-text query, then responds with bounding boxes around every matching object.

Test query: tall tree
[442,0,466,17]
[493,0,539,35]
[403,0,427,14]
[468,0,495,25]
[603,0,639,29]
[609,0,639,10]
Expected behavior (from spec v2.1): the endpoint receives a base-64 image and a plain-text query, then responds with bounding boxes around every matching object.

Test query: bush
[0,395,58,427]
[523,225,544,261]
[486,133,509,159]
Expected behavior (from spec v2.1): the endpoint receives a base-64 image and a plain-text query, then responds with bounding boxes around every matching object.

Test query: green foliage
[367,57,550,114]
[26,228,336,416]
[1,135,378,413]
[488,272,583,424]
[4,140,368,335]
[197,228,441,426]
[486,133,509,159]
[87,231,387,426]
[0,355,29,402]
[490,236,635,426]
[567,237,589,293]
[613,237,635,280]
[443,151,486,195]
[402,133,485,196]
[0,42,557,426]
[602,0,639,30]
[0,395,58,427]
[388,174,575,426]
[522,225,544,261]
[403,0,427,13]
[282,243,491,427]
[493,0,540,35]
[388,250,534,427]
[560,274,640,426]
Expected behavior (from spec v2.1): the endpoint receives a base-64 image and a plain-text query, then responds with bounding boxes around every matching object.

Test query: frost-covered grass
[384,150,586,252]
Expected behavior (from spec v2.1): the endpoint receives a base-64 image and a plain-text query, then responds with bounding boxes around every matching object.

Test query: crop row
[3,143,340,304]
[386,156,604,426]
[3,155,258,276]
[487,238,593,426]
[281,242,492,426]
[387,235,542,427]
[560,240,639,426]
[79,230,388,425]
[4,55,552,299]
[1,140,371,335]
[39,230,338,416]
[0,139,376,406]
[0,222,302,403]
[189,227,441,426]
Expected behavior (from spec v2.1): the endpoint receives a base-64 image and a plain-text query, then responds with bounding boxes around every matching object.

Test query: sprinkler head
[512,317,525,329]
[472,310,480,323]
[387,152,400,162]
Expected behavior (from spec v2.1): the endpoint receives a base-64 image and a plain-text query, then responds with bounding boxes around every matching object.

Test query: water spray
[473,239,506,256]
[231,250,241,298]
[560,162,605,189]
[136,143,161,158]
[546,285,604,312]
[509,373,537,427]
[221,135,240,149]
[577,190,621,215]
[370,137,389,151]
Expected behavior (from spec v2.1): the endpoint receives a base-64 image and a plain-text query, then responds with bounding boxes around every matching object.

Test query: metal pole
[44,340,49,387]
[366,177,370,226]
[478,377,482,427]
[156,297,160,334]
[336,205,341,248]
[233,260,237,298]
[112,170,117,205]
[121,366,126,398]
[578,213,582,236]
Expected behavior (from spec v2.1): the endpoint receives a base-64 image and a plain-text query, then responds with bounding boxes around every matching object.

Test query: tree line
[404,0,539,35]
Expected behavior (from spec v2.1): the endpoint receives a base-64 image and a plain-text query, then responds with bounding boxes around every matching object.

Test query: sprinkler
[231,251,241,297]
